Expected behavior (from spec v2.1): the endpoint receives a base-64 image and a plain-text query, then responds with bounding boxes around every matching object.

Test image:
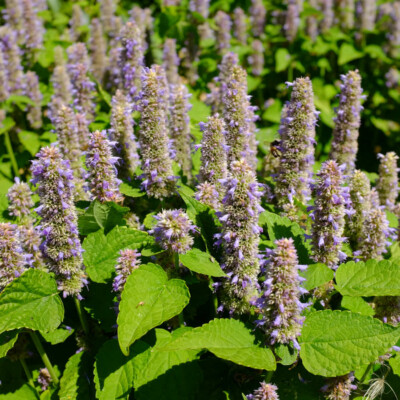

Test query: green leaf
[82,226,153,283]
[275,48,291,73]
[0,269,64,334]
[179,248,226,277]
[94,340,135,400]
[336,260,400,296]
[300,263,334,291]
[299,310,400,377]
[338,43,363,65]
[0,330,19,357]
[119,182,145,198]
[275,343,298,366]
[78,201,129,235]
[262,99,282,123]
[0,117,15,136]
[161,318,276,371]
[118,264,190,355]
[0,384,39,399]
[341,296,375,316]
[259,211,312,264]
[59,352,92,400]
[389,352,400,377]
[18,131,41,156]
[40,326,74,345]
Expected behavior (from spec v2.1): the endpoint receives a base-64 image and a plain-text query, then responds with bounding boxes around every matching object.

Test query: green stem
[20,358,35,388]
[265,370,274,383]
[29,332,59,385]
[174,253,180,270]
[4,131,19,178]
[74,296,89,336]
[360,362,373,383]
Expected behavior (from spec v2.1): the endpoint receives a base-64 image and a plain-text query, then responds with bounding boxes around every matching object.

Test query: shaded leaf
[179,248,226,277]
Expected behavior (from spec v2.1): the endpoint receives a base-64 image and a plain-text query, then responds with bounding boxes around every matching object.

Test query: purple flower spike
[138,66,175,199]
[21,0,44,51]
[30,146,86,297]
[25,71,42,130]
[250,0,266,37]
[311,160,350,269]
[99,0,117,36]
[0,223,26,290]
[113,248,141,293]
[255,238,307,348]
[109,90,140,180]
[284,1,299,42]
[376,152,399,211]
[218,159,263,315]
[233,8,247,45]
[248,40,264,76]
[0,46,9,102]
[329,70,363,175]
[90,18,107,82]
[247,382,279,400]
[37,368,52,391]
[163,38,180,85]
[86,130,124,204]
[150,209,196,254]
[339,0,355,30]
[358,0,376,32]
[214,11,232,54]
[274,77,317,220]
[321,373,357,400]
[7,178,34,220]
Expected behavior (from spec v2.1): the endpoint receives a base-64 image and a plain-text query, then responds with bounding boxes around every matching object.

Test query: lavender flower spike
[215,11,232,54]
[0,223,26,290]
[100,0,116,36]
[274,77,317,220]
[376,152,399,211]
[250,0,266,37]
[0,47,9,102]
[358,0,376,31]
[339,0,355,30]
[90,18,107,83]
[247,382,279,400]
[320,0,334,32]
[321,374,357,400]
[329,70,363,175]
[310,160,350,269]
[196,115,228,209]
[346,170,371,247]
[151,209,197,254]
[4,0,23,43]
[25,71,43,129]
[169,83,192,180]
[118,21,144,100]
[233,8,247,45]
[109,90,140,180]
[217,159,264,315]
[256,238,307,350]
[7,178,34,220]
[113,249,141,293]
[86,130,124,204]
[284,1,300,42]
[163,38,180,85]
[138,66,176,199]
[30,146,86,297]
[248,40,264,76]
[21,0,44,51]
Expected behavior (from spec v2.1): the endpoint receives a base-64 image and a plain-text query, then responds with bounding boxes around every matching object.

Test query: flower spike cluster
[90,18,107,82]
[321,374,357,400]
[233,8,247,45]
[118,21,144,99]
[0,47,9,102]
[310,160,350,269]
[163,38,180,85]
[255,238,307,350]
[21,0,44,51]
[247,382,279,400]
[376,151,399,210]
[30,146,86,297]
[113,249,141,293]
[169,83,192,180]
[248,40,264,76]
[109,90,140,180]
[86,130,124,204]
[25,71,42,129]
[0,222,26,290]
[216,159,263,315]
[284,2,300,42]
[215,11,232,53]
[151,209,197,254]
[274,77,317,220]
[138,65,176,199]
[250,0,266,37]
[7,178,34,220]
[329,70,363,174]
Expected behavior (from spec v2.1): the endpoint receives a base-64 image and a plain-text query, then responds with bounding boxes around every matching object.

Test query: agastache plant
[376,152,399,210]
[54,105,87,200]
[196,114,228,209]
[138,66,176,199]
[339,0,355,30]
[320,0,334,32]
[215,159,263,315]
[248,40,264,76]
[109,90,140,180]
[0,47,9,102]
[69,4,84,42]
[321,374,357,400]
[250,0,266,37]
[151,209,196,254]
[169,83,192,180]
[306,0,319,41]
[4,0,23,43]
[247,382,280,400]
[274,77,317,220]
[90,18,107,83]
[310,160,350,269]
[163,38,180,85]
[25,71,42,129]
[255,238,307,350]
[214,11,232,54]
[113,249,141,294]
[0,222,26,290]
[233,8,247,45]
[358,0,376,31]
[85,130,124,204]
[118,21,144,99]
[30,146,86,298]
[21,0,44,52]
[7,178,34,220]
[284,1,300,42]
[329,70,363,174]
[100,0,116,36]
